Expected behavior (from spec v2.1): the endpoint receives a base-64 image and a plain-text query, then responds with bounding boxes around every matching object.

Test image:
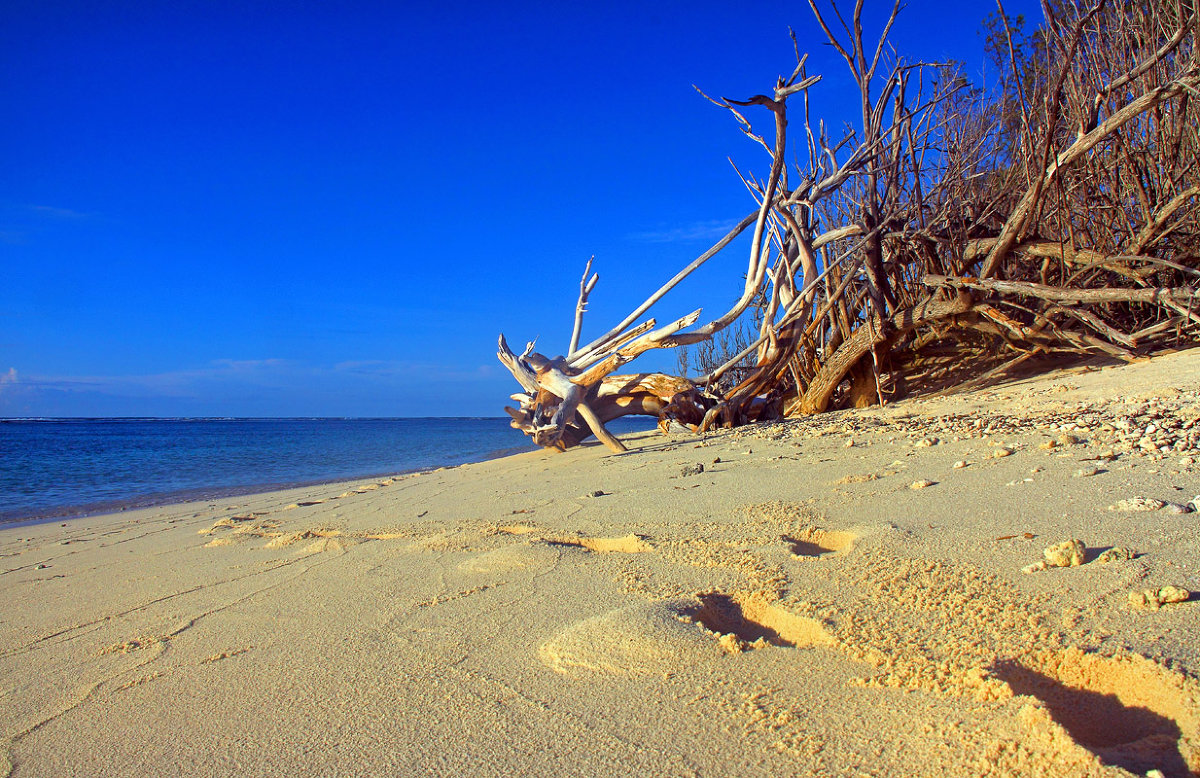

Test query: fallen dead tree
[500,0,1200,452]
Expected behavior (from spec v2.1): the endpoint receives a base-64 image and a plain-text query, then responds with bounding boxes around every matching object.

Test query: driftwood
[923,275,1200,308]
[498,350,710,452]
[500,0,1200,453]
[795,291,976,414]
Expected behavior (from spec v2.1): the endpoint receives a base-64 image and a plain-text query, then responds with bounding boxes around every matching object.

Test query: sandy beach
[4,350,1200,777]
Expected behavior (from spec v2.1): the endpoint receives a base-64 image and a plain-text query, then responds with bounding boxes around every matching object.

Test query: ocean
[0,416,658,524]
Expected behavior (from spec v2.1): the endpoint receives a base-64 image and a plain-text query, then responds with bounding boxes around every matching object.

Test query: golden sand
[4,350,1200,776]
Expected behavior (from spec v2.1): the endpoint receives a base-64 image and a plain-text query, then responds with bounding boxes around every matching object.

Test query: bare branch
[568,256,598,355]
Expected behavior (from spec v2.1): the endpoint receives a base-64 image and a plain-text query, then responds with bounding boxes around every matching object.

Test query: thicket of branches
[499,0,1200,453]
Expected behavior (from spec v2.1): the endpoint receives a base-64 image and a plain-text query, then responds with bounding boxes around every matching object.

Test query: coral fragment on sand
[1096,547,1134,564]
[1129,586,1191,611]
[1043,539,1086,568]
[1108,497,1166,512]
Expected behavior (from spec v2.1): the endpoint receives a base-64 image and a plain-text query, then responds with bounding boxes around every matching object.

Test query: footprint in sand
[539,600,716,676]
[496,524,538,535]
[986,647,1200,776]
[544,534,654,553]
[683,591,834,653]
[296,537,354,554]
[200,516,282,547]
[361,531,408,540]
[261,529,347,552]
[197,515,258,535]
[540,593,833,676]
[782,526,857,559]
[811,544,1200,775]
[744,502,859,559]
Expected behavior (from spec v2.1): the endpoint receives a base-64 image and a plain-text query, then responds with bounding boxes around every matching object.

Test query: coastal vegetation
[499,0,1200,452]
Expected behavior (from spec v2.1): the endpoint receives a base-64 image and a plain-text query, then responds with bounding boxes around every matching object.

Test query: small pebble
[681,463,705,477]
[1073,467,1099,478]
[992,448,1013,458]
[952,460,968,469]
[909,480,935,490]
[1165,502,1194,514]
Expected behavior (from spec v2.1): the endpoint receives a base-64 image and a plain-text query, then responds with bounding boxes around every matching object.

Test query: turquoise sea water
[0,416,657,524]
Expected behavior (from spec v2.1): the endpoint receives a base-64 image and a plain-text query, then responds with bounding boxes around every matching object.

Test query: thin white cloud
[208,358,290,371]
[8,358,500,400]
[29,205,90,220]
[0,357,517,416]
[333,359,499,382]
[4,361,299,400]
[0,205,95,247]
[627,219,742,244]
[333,359,390,372]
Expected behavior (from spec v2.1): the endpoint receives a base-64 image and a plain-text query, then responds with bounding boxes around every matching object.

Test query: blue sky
[1,0,1037,417]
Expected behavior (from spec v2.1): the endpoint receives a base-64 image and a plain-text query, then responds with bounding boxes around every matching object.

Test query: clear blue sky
[1,0,1036,417]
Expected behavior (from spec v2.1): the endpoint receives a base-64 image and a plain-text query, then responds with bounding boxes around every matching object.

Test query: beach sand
[4,350,1200,777]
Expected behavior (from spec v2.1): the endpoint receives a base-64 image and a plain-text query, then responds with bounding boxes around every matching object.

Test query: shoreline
[3,350,1199,776]
[0,441,537,528]
[2,417,662,526]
